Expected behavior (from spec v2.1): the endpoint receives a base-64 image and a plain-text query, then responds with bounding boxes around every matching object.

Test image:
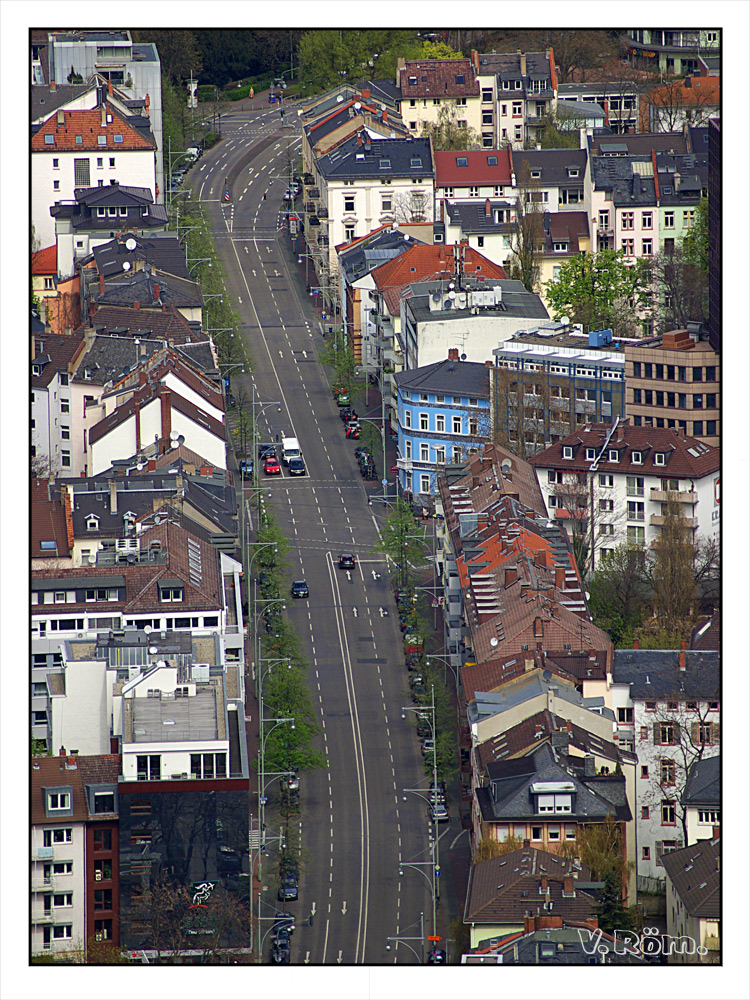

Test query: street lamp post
[385,911,425,963]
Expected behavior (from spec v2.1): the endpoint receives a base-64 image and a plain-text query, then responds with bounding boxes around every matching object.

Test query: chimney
[145,93,150,115]
[108,79,113,96]
[357,132,363,145]
[563,875,575,896]
[148,459,157,471]
[448,348,459,361]
[101,103,107,127]
[153,283,160,302]
[134,397,141,453]
[504,566,517,587]
[546,687,555,713]
[160,389,172,445]
[139,371,147,386]
[524,915,536,934]
[583,755,595,776]
[109,479,118,514]
[99,273,105,295]
[56,109,64,127]
[540,875,548,892]
[485,198,492,217]
[633,638,639,650]
[520,53,527,76]
[554,566,565,590]
[361,88,371,100]
[485,359,493,367]
[59,746,67,756]
[679,648,686,671]
[382,107,388,124]
[50,80,56,91]
[133,301,140,309]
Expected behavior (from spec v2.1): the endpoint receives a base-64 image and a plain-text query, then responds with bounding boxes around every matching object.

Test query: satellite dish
[444,299,453,309]
[460,353,467,361]
[448,291,456,300]
[170,431,179,442]
[336,95,344,103]
[560,315,570,326]
[403,234,410,241]
[136,461,145,470]
[156,659,166,669]
[148,645,158,654]
[501,458,512,474]
[490,637,499,647]
[177,434,185,445]
[432,292,441,303]
[354,102,362,110]
[543,669,552,680]
[125,237,137,251]
[123,260,132,271]
[142,625,152,635]
[584,591,591,601]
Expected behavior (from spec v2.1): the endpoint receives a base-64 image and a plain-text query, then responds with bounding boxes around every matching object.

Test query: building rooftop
[31,100,156,152]
[32,245,58,275]
[91,267,203,311]
[317,135,433,181]
[72,304,200,347]
[661,837,720,919]
[398,58,479,98]
[588,131,689,157]
[127,678,224,745]
[590,156,657,206]
[91,234,191,281]
[371,242,506,290]
[611,648,720,700]
[682,755,720,808]
[338,226,425,284]
[434,148,513,187]
[444,199,516,236]
[511,148,588,188]
[32,333,85,388]
[31,478,72,560]
[395,358,490,397]
[529,423,720,479]
[405,278,548,325]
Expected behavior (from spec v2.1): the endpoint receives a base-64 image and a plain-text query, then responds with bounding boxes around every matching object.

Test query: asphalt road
[188,105,464,964]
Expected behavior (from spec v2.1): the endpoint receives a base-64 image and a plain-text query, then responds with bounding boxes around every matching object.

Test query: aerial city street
[24,22,730,986]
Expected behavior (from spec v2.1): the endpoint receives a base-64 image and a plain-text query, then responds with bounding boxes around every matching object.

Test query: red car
[264,456,281,475]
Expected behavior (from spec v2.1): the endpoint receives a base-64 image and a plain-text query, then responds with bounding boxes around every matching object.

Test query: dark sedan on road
[288,457,306,476]
[291,580,309,599]
[339,553,355,569]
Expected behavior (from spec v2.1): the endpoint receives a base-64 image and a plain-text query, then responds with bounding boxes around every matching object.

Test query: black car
[278,873,299,901]
[339,553,355,569]
[287,457,306,476]
[291,580,309,599]
[272,912,296,936]
[258,443,277,460]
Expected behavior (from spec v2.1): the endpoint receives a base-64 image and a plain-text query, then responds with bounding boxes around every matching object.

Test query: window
[482,88,493,103]
[94,792,115,813]
[642,846,651,860]
[403,410,411,429]
[683,209,695,228]
[95,919,113,941]
[47,792,70,810]
[44,133,55,145]
[599,474,613,487]
[547,825,560,842]
[136,755,161,780]
[627,501,644,522]
[514,125,523,141]
[664,211,674,229]
[53,893,73,908]
[94,889,113,910]
[617,707,633,724]
[599,523,614,536]
[159,587,183,603]
[657,721,678,745]
[660,759,676,785]
[482,111,493,125]
[344,195,355,212]
[419,443,429,462]
[626,475,644,497]
[419,473,431,494]
[640,726,649,740]
[562,446,573,459]
[661,800,676,825]
[452,415,462,434]
[469,185,479,197]
[667,701,678,712]
[599,499,614,514]
[642,239,653,256]
[60,399,70,414]
[43,828,72,846]
[698,810,720,825]
[419,412,428,431]
[531,826,543,841]
[344,225,355,242]
[621,211,634,230]
[622,238,634,256]
[435,414,445,433]
[53,925,72,940]
[94,859,112,881]
[698,722,716,745]
[381,196,392,212]
[61,450,71,468]
[642,211,652,229]
[640,766,649,779]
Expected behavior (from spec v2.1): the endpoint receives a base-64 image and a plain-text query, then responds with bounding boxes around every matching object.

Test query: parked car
[336,392,350,407]
[291,580,309,599]
[427,947,447,964]
[421,738,435,757]
[272,912,296,936]
[270,939,290,963]
[282,773,300,793]
[339,553,355,569]
[239,458,254,476]
[277,873,298,901]
[430,803,449,823]
[287,457,306,476]
[264,456,282,475]
[258,443,277,460]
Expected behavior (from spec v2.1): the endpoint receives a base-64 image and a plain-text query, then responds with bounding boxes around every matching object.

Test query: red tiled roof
[398,59,479,98]
[73,304,195,344]
[545,211,589,254]
[528,423,720,479]
[31,479,72,559]
[32,101,156,152]
[32,333,86,388]
[31,756,89,825]
[32,245,57,275]
[434,149,513,187]
[371,243,506,289]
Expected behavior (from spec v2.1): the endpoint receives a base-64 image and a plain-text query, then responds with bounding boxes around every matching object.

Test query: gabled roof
[338,226,425,284]
[31,478,72,559]
[92,268,203,310]
[32,245,58,275]
[682,755,720,808]
[590,155,657,206]
[589,131,689,157]
[87,381,225,447]
[395,358,490,397]
[543,211,590,254]
[690,612,720,651]
[317,136,433,181]
[511,148,587,187]
[464,847,594,925]
[31,757,89,825]
[462,647,609,704]
[661,837,720,918]
[73,334,163,386]
[398,58,479,98]
[91,234,190,280]
[611,648,720,700]
[72,304,197,346]
[31,100,156,152]
[529,423,720,479]
[370,243,506,289]
[444,199,516,236]
[434,149,513,187]
[32,333,86,388]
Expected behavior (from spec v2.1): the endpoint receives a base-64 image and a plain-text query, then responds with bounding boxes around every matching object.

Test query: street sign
[427,935,442,942]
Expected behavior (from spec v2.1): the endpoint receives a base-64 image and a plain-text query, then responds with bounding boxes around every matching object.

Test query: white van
[281,437,301,465]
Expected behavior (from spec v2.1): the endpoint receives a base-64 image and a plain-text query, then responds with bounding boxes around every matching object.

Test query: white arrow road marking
[237,296,242,304]
[302,350,307,358]
[371,570,380,580]
[341,901,348,915]
[304,951,310,964]
[279,350,283,357]
[379,607,389,617]
[337,950,343,964]
[346,570,352,582]
[311,902,316,915]
[352,607,358,618]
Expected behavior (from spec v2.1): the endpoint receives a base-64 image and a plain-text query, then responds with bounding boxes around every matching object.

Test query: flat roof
[130,682,223,744]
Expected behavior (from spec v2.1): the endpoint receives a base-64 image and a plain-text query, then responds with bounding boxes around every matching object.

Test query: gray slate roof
[591,155,657,206]
[511,149,587,188]
[94,269,203,310]
[72,335,163,385]
[92,235,190,280]
[317,136,433,180]
[556,99,605,121]
[682,755,720,807]
[31,82,94,122]
[661,837,720,918]
[405,278,548,324]
[338,228,423,284]
[395,358,490,397]
[611,649,720,700]
[444,199,516,235]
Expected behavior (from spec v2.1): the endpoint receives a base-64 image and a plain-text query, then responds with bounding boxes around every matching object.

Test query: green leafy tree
[544,249,651,336]
[680,196,709,273]
[372,498,429,589]
[588,545,650,645]
[132,29,202,84]
[530,112,581,149]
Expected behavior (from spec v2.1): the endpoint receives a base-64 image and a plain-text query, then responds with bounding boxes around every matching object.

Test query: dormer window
[47,792,70,811]
[98,135,107,146]
[408,76,417,86]
[45,134,55,145]
[562,446,573,459]
[530,170,541,179]
[32,363,42,376]
[553,242,569,252]
[86,515,99,531]
[97,208,106,218]
[608,449,619,462]
[487,155,498,165]
[379,158,391,169]
[410,157,422,168]
[455,74,465,84]
[654,453,666,466]
[631,451,642,464]
[585,448,596,460]
[456,156,468,167]
[567,168,579,178]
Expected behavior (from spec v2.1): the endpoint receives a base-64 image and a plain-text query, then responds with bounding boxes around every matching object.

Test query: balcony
[32,912,55,925]
[31,877,55,892]
[650,487,697,504]
[396,457,413,472]
[33,846,54,861]
[650,514,697,529]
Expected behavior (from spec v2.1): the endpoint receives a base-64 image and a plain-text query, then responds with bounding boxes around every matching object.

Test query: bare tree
[420,102,481,151]
[646,497,698,632]
[490,364,552,459]
[549,471,626,579]
[644,248,708,334]
[391,189,434,225]
[643,77,719,133]
[507,158,545,294]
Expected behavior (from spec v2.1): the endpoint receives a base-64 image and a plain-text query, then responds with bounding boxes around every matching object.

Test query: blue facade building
[395,355,491,500]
